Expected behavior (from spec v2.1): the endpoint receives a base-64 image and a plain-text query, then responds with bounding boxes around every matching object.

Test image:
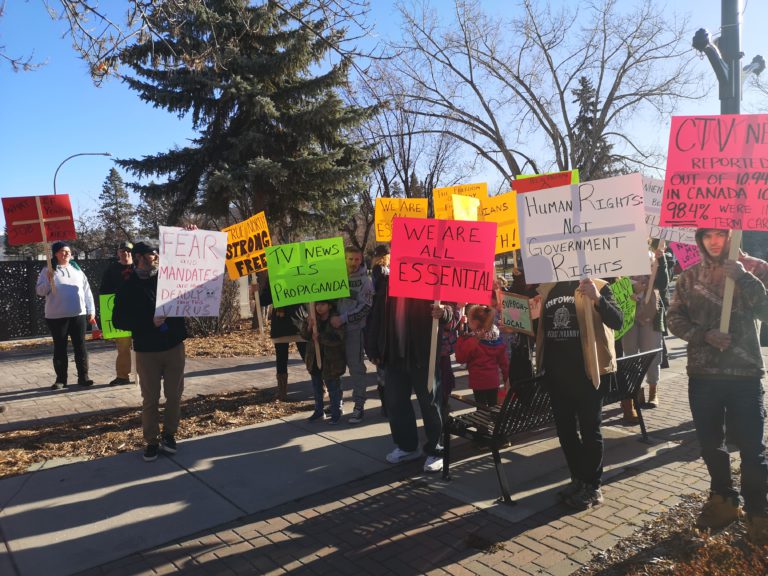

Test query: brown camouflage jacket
[667,245,768,379]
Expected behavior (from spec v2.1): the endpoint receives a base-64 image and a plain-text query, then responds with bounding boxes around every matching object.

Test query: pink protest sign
[669,241,701,270]
[389,217,497,305]
[661,114,768,231]
[2,194,76,245]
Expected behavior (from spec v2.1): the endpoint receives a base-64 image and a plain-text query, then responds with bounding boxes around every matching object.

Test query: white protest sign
[156,226,228,317]
[643,176,696,245]
[517,173,651,283]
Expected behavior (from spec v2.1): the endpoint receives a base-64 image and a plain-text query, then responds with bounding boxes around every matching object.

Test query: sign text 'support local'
[264,237,350,307]
[517,173,651,284]
[389,217,497,305]
[222,211,271,280]
[156,226,228,317]
[661,114,768,231]
[2,194,77,245]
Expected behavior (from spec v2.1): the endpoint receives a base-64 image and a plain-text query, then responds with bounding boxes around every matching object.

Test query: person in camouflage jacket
[667,228,768,543]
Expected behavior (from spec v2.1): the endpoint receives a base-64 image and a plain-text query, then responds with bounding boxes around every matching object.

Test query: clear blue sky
[2,0,767,232]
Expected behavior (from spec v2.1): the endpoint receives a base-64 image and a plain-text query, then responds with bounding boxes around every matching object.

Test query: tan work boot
[746,515,768,546]
[696,493,741,530]
[646,383,659,408]
[621,398,639,424]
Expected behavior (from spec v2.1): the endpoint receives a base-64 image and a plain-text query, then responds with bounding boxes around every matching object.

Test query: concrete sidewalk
[0,338,760,576]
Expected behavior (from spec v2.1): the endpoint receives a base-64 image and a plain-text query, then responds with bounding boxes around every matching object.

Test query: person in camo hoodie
[667,228,768,545]
[330,245,374,424]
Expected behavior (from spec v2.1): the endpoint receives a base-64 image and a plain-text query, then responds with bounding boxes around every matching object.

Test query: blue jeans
[384,362,442,456]
[689,377,768,516]
[311,371,341,421]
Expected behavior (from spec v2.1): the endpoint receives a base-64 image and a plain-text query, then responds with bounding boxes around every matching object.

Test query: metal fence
[0,259,111,341]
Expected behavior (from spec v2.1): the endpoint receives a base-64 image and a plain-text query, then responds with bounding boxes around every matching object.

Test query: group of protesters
[32,226,768,545]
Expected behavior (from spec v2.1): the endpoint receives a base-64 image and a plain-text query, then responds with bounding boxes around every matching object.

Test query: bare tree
[342,61,471,251]
[20,0,375,84]
[391,0,706,181]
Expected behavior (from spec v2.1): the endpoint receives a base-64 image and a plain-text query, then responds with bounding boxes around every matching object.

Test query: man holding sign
[99,241,135,386]
[667,228,768,542]
[113,241,188,462]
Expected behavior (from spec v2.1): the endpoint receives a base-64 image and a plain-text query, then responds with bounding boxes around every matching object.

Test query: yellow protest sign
[452,195,480,221]
[480,191,519,253]
[375,197,429,242]
[222,211,272,280]
[433,183,488,219]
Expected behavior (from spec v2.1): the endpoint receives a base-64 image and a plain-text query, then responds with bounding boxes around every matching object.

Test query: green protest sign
[265,237,350,307]
[500,292,534,336]
[99,294,132,339]
[611,277,636,341]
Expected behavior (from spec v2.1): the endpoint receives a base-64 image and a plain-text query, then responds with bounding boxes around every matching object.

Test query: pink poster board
[662,114,768,231]
[389,217,497,305]
[669,241,701,270]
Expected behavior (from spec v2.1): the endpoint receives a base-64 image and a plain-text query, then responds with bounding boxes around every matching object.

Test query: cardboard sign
[611,277,636,341]
[643,176,696,244]
[156,226,228,317]
[99,294,132,339]
[514,170,580,193]
[669,241,702,270]
[433,183,488,220]
[517,173,651,283]
[662,114,768,231]
[452,195,480,221]
[500,292,534,335]
[480,191,519,253]
[389,217,497,304]
[2,194,77,245]
[264,237,350,307]
[375,197,428,241]
[222,211,271,280]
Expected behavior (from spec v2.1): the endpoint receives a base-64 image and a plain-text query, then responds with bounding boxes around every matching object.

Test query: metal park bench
[441,349,663,505]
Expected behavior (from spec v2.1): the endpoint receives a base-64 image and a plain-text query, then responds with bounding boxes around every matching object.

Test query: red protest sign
[389,217,497,305]
[661,114,768,231]
[2,195,77,245]
[514,170,579,193]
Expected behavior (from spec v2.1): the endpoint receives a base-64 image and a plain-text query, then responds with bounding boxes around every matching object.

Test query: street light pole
[52,152,112,195]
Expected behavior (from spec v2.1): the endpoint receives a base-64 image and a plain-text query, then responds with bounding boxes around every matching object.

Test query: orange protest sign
[661,114,768,231]
[479,192,519,253]
[452,195,480,221]
[222,212,271,280]
[433,183,488,219]
[374,197,428,241]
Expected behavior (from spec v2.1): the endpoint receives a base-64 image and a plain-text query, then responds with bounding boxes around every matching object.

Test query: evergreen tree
[116,0,375,233]
[135,184,173,240]
[97,168,136,241]
[570,76,621,180]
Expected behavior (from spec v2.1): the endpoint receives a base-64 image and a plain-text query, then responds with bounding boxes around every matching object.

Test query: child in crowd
[455,304,510,408]
[300,301,346,424]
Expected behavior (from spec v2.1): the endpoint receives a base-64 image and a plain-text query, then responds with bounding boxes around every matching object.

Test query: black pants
[473,388,498,408]
[274,341,307,374]
[46,315,88,384]
[548,374,607,488]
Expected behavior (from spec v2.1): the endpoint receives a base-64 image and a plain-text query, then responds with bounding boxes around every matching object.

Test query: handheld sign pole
[131,349,139,386]
[309,303,322,370]
[252,275,265,333]
[644,240,664,304]
[35,196,57,294]
[720,231,742,333]
[427,300,440,394]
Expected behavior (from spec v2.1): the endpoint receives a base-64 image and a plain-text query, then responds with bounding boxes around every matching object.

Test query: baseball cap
[373,244,390,257]
[118,241,134,250]
[132,241,158,256]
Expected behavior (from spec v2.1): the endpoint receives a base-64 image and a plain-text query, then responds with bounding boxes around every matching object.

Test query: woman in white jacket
[36,241,95,389]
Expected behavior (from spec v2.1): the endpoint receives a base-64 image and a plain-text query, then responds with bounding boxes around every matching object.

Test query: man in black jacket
[99,241,135,386]
[113,241,187,462]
